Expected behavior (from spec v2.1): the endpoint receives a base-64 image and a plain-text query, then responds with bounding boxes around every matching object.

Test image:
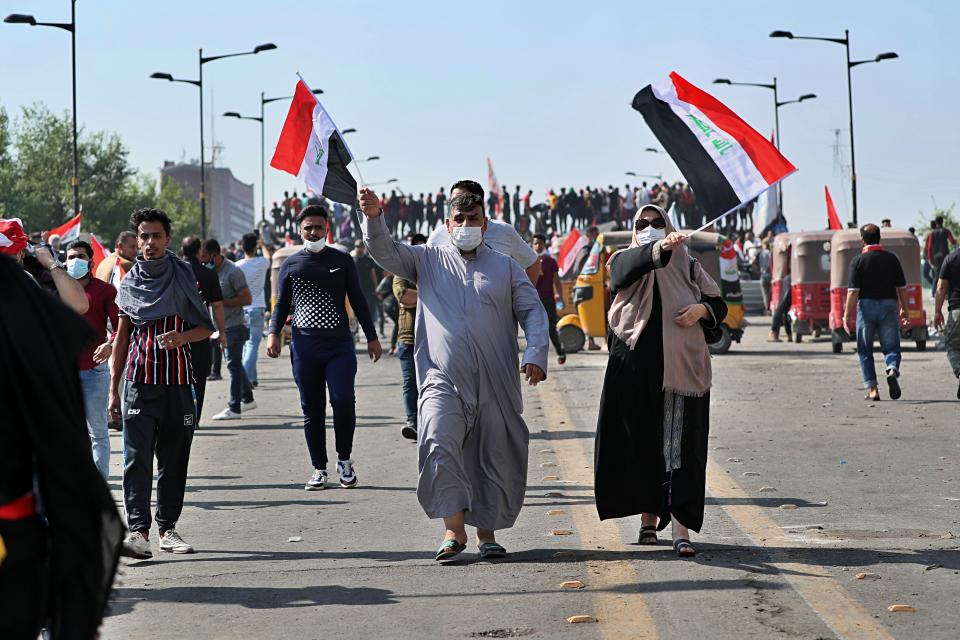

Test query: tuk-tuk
[557,230,744,354]
[828,228,928,353]
[789,231,836,343]
[769,232,794,313]
[557,237,609,353]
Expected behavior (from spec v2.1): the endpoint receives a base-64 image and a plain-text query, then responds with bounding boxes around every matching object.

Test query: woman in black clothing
[594,205,727,557]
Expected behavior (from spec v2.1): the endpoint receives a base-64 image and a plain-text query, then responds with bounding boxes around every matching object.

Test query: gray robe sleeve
[360,214,419,283]
[510,258,550,376]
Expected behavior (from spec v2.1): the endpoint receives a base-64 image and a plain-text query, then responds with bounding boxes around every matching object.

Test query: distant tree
[0,102,198,245]
[916,202,958,239]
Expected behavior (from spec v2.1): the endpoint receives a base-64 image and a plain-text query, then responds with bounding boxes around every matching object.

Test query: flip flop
[638,525,658,545]
[886,371,901,400]
[864,391,880,402]
[435,539,467,562]
[673,538,697,557]
[478,542,507,559]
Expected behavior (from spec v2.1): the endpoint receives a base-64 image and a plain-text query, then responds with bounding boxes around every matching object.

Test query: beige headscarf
[607,205,721,397]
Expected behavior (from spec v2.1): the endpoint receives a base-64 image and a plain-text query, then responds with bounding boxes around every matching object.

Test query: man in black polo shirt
[843,223,910,401]
[110,209,214,558]
[934,245,960,398]
[181,235,226,421]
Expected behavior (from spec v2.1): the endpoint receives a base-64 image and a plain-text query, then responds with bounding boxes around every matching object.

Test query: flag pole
[690,172,796,235]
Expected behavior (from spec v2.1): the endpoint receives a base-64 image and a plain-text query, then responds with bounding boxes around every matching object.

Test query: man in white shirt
[236,232,270,387]
[427,180,540,284]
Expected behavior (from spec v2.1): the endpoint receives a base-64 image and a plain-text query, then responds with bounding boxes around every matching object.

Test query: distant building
[161,161,254,242]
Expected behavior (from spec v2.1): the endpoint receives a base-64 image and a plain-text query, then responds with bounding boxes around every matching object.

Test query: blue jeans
[225,324,254,413]
[856,298,902,389]
[242,307,265,384]
[80,363,111,479]
[396,342,418,424]
[290,333,357,469]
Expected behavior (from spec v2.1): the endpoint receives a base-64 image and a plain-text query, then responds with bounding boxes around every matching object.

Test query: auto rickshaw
[557,237,608,353]
[828,228,928,353]
[788,230,836,343]
[557,230,744,354]
[769,232,794,313]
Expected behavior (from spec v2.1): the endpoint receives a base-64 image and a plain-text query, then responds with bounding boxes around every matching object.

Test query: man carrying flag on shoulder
[95,230,138,284]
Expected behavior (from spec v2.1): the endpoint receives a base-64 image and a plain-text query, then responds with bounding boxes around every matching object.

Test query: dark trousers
[540,296,565,356]
[291,334,357,469]
[771,284,793,334]
[396,341,417,423]
[225,325,254,413]
[190,338,213,420]
[122,382,196,534]
[211,337,222,376]
[0,516,47,639]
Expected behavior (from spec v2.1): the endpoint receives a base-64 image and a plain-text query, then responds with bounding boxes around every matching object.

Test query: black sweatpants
[122,382,196,534]
[0,516,47,639]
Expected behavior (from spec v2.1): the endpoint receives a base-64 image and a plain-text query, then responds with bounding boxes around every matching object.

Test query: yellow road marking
[706,458,895,640]
[536,384,659,639]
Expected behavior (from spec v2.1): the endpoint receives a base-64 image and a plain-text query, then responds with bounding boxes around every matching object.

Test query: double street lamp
[151,42,276,237]
[222,86,323,223]
[5,2,80,215]
[625,172,663,181]
[713,77,817,218]
[770,29,898,226]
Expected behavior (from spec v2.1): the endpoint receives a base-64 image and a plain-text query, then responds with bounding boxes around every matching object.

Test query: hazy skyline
[2,0,956,234]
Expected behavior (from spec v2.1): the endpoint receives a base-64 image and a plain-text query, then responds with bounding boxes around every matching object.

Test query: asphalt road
[101,320,960,640]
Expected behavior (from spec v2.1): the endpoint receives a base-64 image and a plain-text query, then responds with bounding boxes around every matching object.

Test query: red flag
[47,212,82,243]
[825,186,843,230]
[558,228,586,276]
[89,233,109,271]
[486,157,503,217]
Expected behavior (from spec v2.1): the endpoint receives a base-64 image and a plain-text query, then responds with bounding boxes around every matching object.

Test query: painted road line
[536,384,660,639]
[707,458,895,640]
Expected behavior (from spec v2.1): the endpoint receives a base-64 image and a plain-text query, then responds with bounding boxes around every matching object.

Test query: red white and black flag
[632,72,796,225]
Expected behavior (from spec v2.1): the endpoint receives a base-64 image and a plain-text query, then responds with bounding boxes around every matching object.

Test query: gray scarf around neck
[115,250,213,330]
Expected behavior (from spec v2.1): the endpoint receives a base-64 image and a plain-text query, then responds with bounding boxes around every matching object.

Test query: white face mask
[450,226,483,251]
[635,227,666,247]
[66,257,89,279]
[303,237,327,253]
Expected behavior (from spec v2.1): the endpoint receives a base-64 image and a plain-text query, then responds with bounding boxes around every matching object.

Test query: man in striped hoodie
[109,208,214,559]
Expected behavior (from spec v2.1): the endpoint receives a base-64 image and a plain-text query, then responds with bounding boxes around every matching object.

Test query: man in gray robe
[359,186,549,561]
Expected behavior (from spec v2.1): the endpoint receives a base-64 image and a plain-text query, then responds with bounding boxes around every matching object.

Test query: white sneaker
[211,408,241,420]
[242,399,257,411]
[305,469,328,491]
[121,531,152,559]
[159,529,194,554]
[338,459,358,488]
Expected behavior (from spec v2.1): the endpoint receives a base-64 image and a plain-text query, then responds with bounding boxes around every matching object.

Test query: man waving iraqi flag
[270,77,358,204]
[632,71,796,229]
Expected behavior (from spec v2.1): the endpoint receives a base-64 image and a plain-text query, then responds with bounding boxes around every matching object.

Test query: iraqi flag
[825,186,844,230]
[47,212,82,243]
[89,233,109,272]
[270,78,357,205]
[558,228,587,276]
[632,72,796,225]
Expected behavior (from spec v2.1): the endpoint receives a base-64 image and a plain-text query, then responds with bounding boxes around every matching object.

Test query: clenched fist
[358,187,382,218]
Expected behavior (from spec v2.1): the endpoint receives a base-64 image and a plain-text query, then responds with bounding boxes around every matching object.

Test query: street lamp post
[224,87,323,223]
[713,78,817,221]
[625,172,663,180]
[5,2,79,215]
[770,29,898,226]
[151,42,276,237]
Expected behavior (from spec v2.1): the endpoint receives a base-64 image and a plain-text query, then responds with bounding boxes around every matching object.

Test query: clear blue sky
[2,0,956,232]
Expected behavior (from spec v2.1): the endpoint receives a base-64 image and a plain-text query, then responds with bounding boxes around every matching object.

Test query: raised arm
[358,187,420,282]
[609,241,671,294]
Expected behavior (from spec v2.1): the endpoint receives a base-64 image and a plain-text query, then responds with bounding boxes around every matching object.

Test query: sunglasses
[635,218,666,231]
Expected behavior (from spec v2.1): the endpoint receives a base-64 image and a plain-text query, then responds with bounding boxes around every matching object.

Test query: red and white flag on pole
[47,212,82,244]
[825,186,844,230]
[89,233,109,271]
[558,228,587,276]
[270,77,358,205]
[632,72,796,230]
[486,157,503,217]
[108,255,126,289]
